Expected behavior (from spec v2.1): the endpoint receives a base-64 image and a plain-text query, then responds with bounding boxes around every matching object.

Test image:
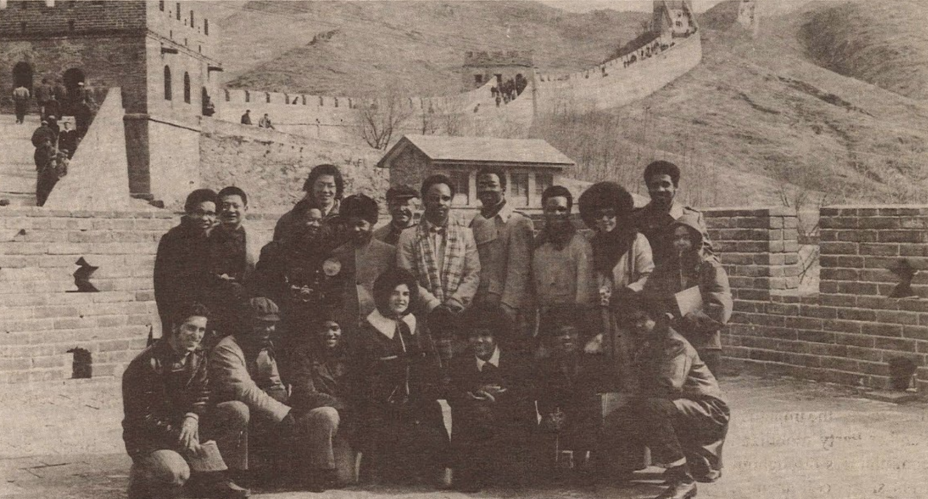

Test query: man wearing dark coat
[31,120,56,149]
[121,303,249,499]
[58,121,78,159]
[154,189,217,334]
[535,305,616,481]
[601,299,730,499]
[288,313,357,491]
[447,305,537,492]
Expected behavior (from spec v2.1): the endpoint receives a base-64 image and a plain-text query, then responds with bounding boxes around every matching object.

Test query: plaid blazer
[397,218,480,311]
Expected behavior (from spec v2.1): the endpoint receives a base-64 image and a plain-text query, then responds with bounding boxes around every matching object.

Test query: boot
[655,466,697,499]
[190,471,251,499]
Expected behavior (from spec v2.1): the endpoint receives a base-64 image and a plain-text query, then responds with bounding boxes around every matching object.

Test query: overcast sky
[536,0,729,13]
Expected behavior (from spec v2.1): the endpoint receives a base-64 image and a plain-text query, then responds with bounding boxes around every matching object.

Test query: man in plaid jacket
[397,174,481,362]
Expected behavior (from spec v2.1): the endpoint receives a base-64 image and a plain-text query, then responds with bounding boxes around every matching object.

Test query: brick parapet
[720,205,928,393]
[0,208,281,383]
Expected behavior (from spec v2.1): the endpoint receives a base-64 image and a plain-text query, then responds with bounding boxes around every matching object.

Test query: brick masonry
[0,207,279,384]
[2,204,928,390]
[705,205,928,393]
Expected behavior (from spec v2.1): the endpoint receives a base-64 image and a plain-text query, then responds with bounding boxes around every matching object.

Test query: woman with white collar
[354,268,449,488]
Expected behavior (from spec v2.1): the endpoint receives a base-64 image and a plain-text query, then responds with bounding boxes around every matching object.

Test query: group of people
[13,77,95,131]
[30,117,76,206]
[125,159,732,499]
[490,75,527,107]
[239,110,274,129]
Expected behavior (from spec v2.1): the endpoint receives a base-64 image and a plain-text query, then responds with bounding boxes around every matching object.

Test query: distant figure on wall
[258,113,275,129]
[34,78,52,117]
[59,121,79,160]
[240,109,252,125]
[12,84,30,124]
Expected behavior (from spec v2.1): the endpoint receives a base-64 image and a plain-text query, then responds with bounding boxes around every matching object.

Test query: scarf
[591,224,637,275]
[414,221,467,303]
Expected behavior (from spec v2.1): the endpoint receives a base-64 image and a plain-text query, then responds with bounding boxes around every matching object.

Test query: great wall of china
[3,0,928,398]
[214,25,702,145]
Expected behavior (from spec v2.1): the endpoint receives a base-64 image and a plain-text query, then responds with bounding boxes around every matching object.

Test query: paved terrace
[1,373,925,499]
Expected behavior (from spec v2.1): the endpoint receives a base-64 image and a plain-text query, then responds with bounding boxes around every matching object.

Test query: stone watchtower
[0,0,223,205]
[462,50,534,92]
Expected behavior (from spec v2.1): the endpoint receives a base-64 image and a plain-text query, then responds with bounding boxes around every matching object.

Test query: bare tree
[419,105,440,135]
[356,87,413,150]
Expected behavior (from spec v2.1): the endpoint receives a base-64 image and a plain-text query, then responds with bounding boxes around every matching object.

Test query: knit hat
[248,297,280,322]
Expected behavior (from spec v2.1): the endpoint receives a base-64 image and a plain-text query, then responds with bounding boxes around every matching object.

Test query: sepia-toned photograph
[0,0,927,497]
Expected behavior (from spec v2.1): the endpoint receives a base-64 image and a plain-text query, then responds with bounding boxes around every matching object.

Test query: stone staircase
[0,114,39,207]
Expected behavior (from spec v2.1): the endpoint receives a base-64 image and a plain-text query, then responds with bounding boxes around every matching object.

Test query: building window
[164,66,172,100]
[265,92,271,103]
[534,172,553,202]
[448,171,470,205]
[204,18,208,35]
[176,3,180,20]
[190,10,194,27]
[159,0,164,11]
[474,74,483,84]
[245,90,250,103]
[510,172,529,207]
[183,72,191,103]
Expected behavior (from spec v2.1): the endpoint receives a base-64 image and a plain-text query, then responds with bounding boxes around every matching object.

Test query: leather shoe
[204,478,250,499]
[655,479,697,499]
[694,469,721,483]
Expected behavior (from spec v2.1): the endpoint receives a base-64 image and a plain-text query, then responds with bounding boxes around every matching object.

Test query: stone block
[875,337,917,353]
[874,310,919,326]
[820,241,857,255]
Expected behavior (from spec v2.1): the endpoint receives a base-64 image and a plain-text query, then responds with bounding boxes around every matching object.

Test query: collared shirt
[366,308,417,340]
[421,218,449,273]
[475,346,501,372]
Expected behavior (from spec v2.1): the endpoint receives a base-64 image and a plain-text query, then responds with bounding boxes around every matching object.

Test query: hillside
[800,0,928,101]
[218,1,649,97]
[531,0,928,208]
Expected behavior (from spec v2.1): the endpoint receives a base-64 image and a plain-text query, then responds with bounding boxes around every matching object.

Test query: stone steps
[0,114,40,207]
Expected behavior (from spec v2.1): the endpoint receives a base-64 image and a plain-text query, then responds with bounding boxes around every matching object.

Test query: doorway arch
[63,68,86,108]
[13,62,33,91]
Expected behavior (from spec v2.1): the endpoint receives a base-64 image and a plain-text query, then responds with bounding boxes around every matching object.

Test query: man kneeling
[122,303,249,499]
[602,300,729,499]
[210,297,339,491]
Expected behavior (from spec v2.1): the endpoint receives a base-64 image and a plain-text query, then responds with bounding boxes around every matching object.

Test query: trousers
[602,396,729,475]
[127,401,249,499]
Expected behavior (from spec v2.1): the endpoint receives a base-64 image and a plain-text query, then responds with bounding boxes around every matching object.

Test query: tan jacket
[470,202,534,311]
[209,335,290,423]
[532,231,596,308]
